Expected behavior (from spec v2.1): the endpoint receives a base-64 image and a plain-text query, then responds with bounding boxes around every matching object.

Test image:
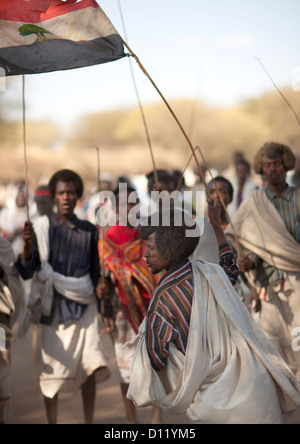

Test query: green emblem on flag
[18,24,52,43]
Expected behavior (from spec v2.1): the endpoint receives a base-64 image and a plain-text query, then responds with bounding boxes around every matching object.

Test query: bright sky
[4,0,300,132]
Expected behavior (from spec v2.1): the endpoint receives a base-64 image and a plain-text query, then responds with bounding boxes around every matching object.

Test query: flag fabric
[0,0,125,76]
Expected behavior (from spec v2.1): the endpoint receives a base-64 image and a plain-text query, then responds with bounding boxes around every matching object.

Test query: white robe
[127,259,300,424]
[17,216,110,398]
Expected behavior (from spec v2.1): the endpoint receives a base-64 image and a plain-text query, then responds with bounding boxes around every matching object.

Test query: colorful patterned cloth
[99,224,157,333]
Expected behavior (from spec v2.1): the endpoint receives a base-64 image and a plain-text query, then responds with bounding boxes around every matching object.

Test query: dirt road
[7,327,300,425]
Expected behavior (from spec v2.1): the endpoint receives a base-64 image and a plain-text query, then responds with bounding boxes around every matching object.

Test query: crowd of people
[0,141,300,424]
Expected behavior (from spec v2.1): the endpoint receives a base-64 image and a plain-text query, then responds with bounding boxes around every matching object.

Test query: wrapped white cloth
[127,259,300,424]
[0,236,23,422]
[225,187,300,377]
[15,216,110,397]
[0,236,23,326]
[225,187,300,272]
[17,215,96,336]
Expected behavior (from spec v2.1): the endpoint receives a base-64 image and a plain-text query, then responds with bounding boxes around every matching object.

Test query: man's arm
[15,222,41,280]
[208,199,239,285]
[146,297,178,371]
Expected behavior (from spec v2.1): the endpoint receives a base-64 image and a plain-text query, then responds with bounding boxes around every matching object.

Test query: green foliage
[18,24,52,37]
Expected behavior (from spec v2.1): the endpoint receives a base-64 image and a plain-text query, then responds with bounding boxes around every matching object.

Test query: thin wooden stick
[22,75,30,221]
[255,57,300,128]
[122,39,210,197]
[118,0,159,187]
[195,145,243,256]
[96,146,105,286]
[176,150,195,191]
[96,146,101,194]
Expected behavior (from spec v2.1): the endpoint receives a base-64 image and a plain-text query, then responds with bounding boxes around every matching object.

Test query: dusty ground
[7,326,188,425]
[7,325,300,425]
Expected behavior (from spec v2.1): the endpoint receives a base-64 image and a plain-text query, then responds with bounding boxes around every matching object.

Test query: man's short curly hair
[139,209,200,264]
[48,169,84,199]
[253,142,296,175]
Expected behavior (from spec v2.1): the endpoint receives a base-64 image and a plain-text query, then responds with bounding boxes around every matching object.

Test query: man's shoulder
[153,264,193,300]
[74,216,98,231]
[290,185,300,196]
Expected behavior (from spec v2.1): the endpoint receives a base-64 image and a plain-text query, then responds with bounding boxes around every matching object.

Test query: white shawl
[17,216,95,336]
[127,259,300,424]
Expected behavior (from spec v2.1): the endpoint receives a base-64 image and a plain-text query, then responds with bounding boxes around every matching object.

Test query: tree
[18,24,52,43]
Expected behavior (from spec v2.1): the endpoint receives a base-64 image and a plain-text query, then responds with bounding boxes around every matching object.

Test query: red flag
[0,0,125,76]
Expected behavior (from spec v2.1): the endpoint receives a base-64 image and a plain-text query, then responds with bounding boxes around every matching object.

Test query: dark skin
[35,195,53,218]
[208,181,232,227]
[144,198,227,275]
[21,180,107,424]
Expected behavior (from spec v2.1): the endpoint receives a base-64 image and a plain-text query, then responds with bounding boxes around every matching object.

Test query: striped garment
[243,185,300,287]
[146,245,239,371]
[15,214,100,325]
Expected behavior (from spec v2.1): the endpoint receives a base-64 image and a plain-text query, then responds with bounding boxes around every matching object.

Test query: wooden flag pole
[117,2,159,187]
[122,39,210,197]
[96,146,105,286]
[22,75,40,392]
[95,146,106,318]
[22,75,30,221]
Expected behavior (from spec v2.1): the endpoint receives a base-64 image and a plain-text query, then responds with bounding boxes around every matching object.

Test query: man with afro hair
[226,141,300,379]
[16,169,109,424]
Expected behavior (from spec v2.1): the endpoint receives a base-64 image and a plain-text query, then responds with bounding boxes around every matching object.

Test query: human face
[35,196,53,217]
[262,155,286,188]
[236,164,250,184]
[16,189,26,208]
[55,181,77,220]
[144,232,169,275]
[208,181,231,207]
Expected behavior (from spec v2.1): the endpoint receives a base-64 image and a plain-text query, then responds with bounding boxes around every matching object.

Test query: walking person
[226,142,300,378]
[99,185,161,424]
[16,169,110,424]
[127,205,300,423]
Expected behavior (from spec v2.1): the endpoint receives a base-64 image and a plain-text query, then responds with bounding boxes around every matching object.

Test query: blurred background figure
[33,185,53,218]
[227,159,258,220]
[222,151,245,184]
[0,182,31,259]
[207,176,233,229]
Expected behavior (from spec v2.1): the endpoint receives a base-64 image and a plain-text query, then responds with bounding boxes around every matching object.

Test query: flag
[0,0,125,76]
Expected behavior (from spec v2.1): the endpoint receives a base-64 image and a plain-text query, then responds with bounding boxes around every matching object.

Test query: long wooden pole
[195,146,243,256]
[117,1,159,187]
[22,75,30,221]
[121,39,210,197]
[96,146,105,286]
